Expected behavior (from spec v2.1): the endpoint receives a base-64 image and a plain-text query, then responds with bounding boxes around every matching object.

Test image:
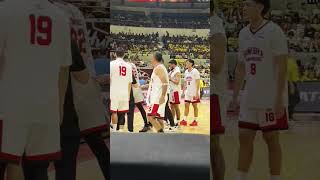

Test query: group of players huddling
[211,0,289,180]
[0,0,109,180]
[110,50,203,133]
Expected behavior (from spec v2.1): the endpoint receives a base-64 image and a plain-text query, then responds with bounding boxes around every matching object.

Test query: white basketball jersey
[53,1,95,75]
[147,64,169,104]
[184,68,201,96]
[169,66,181,92]
[0,1,71,123]
[110,58,132,101]
[131,62,140,86]
[210,14,227,96]
[238,21,288,108]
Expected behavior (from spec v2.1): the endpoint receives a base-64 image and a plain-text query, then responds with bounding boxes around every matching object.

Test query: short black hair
[169,59,177,65]
[187,59,195,66]
[115,48,125,57]
[254,0,270,16]
[154,52,163,62]
[210,0,214,15]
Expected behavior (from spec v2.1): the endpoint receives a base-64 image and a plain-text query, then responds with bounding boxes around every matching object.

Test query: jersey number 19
[29,15,52,46]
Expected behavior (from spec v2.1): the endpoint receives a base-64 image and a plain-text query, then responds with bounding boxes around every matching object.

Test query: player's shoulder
[209,14,226,36]
[239,25,250,37]
[193,68,200,74]
[267,21,285,34]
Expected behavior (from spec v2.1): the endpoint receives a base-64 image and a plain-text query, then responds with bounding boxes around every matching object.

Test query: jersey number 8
[29,15,52,46]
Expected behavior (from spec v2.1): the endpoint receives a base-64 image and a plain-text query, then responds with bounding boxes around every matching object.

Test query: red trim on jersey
[0,152,20,163]
[210,94,225,135]
[261,110,289,132]
[81,124,109,136]
[24,151,61,161]
[185,99,200,104]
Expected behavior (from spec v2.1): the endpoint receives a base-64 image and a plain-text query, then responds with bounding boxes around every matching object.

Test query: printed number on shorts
[71,28,86,53]
[250,63,256,75]
[29,15,52,46]
[265,112,275,122]
[119,66,127,76]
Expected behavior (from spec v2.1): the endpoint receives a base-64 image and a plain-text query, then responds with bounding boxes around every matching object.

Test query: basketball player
[53,2,110,180]
[210,1,227,179]
[110,49,132,131]
[146,52,169,133]
[168,60,181,126]
[130,60,150,132]
[0,1,71,180]
[180,59,201,127]
[231,1,288,180]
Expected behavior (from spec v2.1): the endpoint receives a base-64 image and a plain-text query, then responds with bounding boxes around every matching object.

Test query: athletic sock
[194,117,198,121]
[112,124,117,130]
[270,175,280,180]
[236,171,247,180]
[183,116,187,121]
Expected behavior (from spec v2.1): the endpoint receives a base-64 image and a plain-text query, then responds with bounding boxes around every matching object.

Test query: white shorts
[0,119,60,163]
[185,94,200,104]
[239,106,289,132]
[110,100,129,113]
[132,87,144,104]
[170,91,181,104]
[72,78,108,135]
[210,94,225,135]
[147,101,167,119]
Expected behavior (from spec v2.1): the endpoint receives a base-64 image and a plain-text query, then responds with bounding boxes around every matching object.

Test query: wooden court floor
[50,113,320,180]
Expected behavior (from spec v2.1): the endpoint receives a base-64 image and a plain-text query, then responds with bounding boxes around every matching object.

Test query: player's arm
[132,74,138,88]
[70,40,89,84]
[233,61,245,101]
[272,26,289,116]
[59,66,69,121]
[170,72,181,85]
[128,67,133,101]
[156,67,168,104]
[210,33,227,74]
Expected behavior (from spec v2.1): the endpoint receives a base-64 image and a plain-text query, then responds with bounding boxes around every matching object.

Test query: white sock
[112,124,117,130]
[270,175,280,180]
[236,171,247,180]
[184,116,187,121]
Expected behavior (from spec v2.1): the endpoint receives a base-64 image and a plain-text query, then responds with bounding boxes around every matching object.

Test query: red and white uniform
[146,64,169,118]
[184,68,201,103]
[110,58,132,112]
[0,1,71,162]
[54,2,108,135]
[210,14,226,134]
[131,62,144,103]
[238,21,289,131]
[169,66,181,104]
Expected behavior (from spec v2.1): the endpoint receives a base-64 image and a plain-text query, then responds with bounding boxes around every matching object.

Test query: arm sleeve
[70,40,86,72]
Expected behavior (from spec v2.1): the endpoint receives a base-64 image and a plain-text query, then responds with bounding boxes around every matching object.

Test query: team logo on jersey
[186,76,193,81]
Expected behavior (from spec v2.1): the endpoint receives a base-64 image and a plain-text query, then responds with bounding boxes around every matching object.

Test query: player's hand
[159,95,166,105]
[274,99,285,119]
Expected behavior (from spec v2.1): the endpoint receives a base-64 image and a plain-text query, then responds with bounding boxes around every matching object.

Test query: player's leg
[148,116,163,132]
[0,162,6,180]
[237,129,256,180]
[136,103,148,126]
[84,132,110,180]
[181,102,190,126]
[127,100,135,132]
[174,104,181,124]
[111,112,118,131]
[164,99,175,127]
[170,103,176,121]
[6,164,24,180]
[190,103,199,126]
[262,131,281,179]
[117,112,125,131]
[211,135,225,180]
[23,160,50,180]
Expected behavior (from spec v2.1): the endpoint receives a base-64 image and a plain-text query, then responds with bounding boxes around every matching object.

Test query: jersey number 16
[29,15,52,46]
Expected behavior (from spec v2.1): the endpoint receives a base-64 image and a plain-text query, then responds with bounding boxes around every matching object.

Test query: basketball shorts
[132,87,144,104]
[147,102,166,119]
[239,106,289,132]
[185,94,200,103]
[0,119,60,163]
[210,94,226,135]
[110,100,129,113]
[170,91,180,104]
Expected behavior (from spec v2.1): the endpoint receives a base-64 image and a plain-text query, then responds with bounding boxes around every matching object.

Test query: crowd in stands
[111,32,209,59]
[111,11,209,29]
